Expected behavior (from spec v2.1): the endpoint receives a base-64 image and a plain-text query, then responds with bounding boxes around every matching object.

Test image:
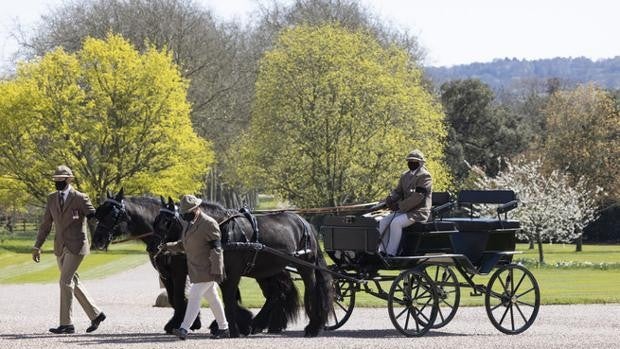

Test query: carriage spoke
[336,301,348,312]
[490,302,504,312]
[510,268,515,294]
[499,304,510,325]
[417,306,431,324]
[438,307,446,323]
[497,274,508,293]
[396,306,409,320]
[413,308,421,333]
[404,308,411,330]
[517,287,536,298]
[516,300,535,308]
[413,278,421,298]
[331,307,339,322]
[515,303,528,323]
[513,272,527,293]
[440,298,454,309]
[510,303,515,331]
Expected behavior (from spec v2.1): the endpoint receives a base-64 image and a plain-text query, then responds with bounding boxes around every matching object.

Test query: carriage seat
[443,217,520,231]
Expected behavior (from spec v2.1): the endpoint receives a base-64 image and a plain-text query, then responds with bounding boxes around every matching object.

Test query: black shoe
[173,328,188,340]
[86,312,106,333]
[210,328,229,339]
[49,325,75,334]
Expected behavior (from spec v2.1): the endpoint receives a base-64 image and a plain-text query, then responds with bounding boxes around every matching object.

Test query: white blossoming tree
[473,158,601,263]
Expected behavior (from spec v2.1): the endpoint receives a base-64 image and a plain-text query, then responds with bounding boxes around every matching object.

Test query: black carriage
[319,190,540,337]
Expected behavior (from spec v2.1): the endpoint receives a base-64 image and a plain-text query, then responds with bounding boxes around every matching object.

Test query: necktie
[59,192,65,211]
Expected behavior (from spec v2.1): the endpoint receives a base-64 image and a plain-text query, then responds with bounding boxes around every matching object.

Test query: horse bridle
[154,206,182,245]
[98,198,129,247]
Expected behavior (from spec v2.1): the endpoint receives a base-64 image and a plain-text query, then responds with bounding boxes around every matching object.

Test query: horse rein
[110,232,155,244]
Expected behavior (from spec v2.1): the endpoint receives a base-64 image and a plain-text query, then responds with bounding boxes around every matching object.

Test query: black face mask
[181,212,196,222]
[54,180,68,191]
[408,161,420,172]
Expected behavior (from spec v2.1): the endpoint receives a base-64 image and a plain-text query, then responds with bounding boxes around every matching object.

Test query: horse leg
[298,261,332,337]
[161,274,177,334]
[220,275,242,338]
[251,278,276,334]
[270,271,300,333]
[298,266,321,337]
[252,271,300,334]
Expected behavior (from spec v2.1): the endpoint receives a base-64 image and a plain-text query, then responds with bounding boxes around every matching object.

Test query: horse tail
[311,226,334,329]
[272,270,301,327]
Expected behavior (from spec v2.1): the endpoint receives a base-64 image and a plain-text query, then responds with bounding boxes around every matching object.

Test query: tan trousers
[57,247,101,325]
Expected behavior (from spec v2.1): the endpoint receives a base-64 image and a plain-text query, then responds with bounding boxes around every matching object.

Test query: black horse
[91,189,299,335]
[154,198,334,337]
[91,189,201,333]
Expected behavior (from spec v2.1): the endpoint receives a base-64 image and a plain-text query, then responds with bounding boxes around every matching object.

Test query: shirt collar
[60,185,72,197]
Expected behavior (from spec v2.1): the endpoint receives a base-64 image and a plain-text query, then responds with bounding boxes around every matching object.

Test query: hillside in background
[425,57,620,91]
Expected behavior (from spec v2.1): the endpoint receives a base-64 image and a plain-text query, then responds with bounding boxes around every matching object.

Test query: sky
[0,0,618,71]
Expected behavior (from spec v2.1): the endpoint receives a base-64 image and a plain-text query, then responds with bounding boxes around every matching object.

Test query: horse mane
[123,196,161,236]
[199,200,232,219]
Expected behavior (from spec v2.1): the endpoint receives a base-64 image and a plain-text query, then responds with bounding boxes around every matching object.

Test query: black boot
[86,312,106,333]
[49,325,75,334]
[211,328,230,339]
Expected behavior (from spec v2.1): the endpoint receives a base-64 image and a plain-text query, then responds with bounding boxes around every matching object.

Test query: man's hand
[32,247,41,263]
[385,196,399,211]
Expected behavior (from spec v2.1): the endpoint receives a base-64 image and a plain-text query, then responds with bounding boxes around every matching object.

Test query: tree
[18,0,252,207]
[253,0,425,63]
[475,158,601,263]
[440,79,527,185]
[233,24,450,207]
[543,84,620,202]
[0,34,213,204]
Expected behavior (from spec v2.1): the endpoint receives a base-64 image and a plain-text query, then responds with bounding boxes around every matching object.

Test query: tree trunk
[575,227,583,252]
[528,239,534,249]
[536,230,544,264]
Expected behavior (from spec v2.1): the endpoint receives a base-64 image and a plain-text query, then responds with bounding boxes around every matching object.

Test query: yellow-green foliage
[0,34,213,203]
[236,25,450,207]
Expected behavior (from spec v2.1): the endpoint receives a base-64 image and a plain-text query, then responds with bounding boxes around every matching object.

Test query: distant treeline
[425,57,620,90]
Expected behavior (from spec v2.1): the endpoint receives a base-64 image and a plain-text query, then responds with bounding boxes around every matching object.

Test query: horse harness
[220,209,313,276]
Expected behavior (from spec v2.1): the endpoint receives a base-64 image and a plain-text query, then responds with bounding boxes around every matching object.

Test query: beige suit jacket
[167,211,224,283]
[35,188,96,256]
[388,166,433,222]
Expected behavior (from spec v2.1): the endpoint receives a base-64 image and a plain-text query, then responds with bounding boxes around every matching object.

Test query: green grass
[0,235,148,284]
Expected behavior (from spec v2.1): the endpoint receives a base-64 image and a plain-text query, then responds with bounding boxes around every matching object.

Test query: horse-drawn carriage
[92,188,539,338]
[320,190,540,337]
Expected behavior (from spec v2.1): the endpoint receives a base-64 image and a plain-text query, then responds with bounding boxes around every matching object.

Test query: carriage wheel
[325,279,356,330]
[485,264,540,334]
[387,269,438,337]
[423,264,460,328]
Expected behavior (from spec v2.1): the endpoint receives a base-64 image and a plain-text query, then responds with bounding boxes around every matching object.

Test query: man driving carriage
[378,149,432,256]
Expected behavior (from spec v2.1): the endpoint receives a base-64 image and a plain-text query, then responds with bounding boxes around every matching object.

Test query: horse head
[92,188,128,250]
[153,196,184,243]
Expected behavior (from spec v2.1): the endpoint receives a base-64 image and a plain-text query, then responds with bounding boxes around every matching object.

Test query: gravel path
[1,262,619,348]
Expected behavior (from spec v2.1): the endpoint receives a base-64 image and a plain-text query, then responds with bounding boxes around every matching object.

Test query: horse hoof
[251,326,264,335]
[304,327,320,337]
[267,328,283,334]
[190,320,201,331]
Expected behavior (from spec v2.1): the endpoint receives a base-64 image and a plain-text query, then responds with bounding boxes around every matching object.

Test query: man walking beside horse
[32,165,106,334]
[162,194,229,340]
